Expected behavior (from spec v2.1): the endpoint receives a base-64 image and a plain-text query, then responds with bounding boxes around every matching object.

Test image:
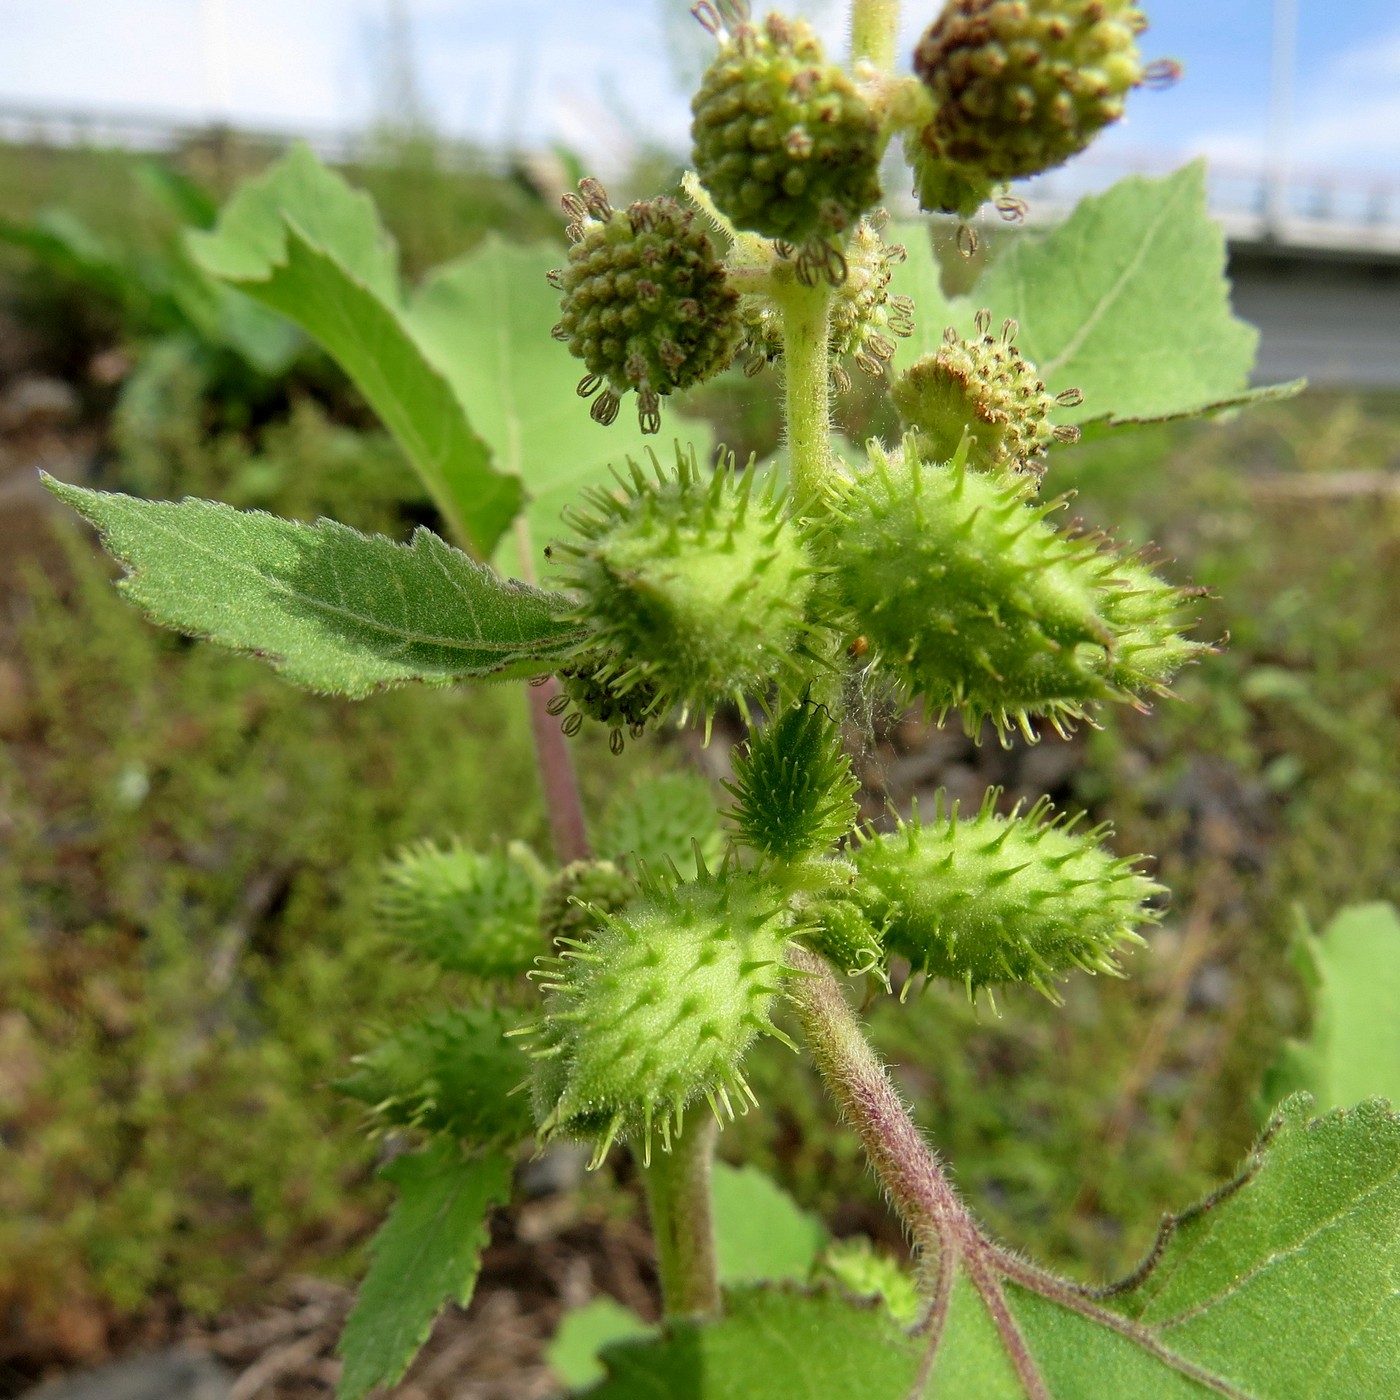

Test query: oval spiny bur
[691,12,881,278]
[910,0,1148,217]
[892,309,1083,482]
[529,867,794,1166]
[854,789,1162,1003]
[336,1006,534,1145]
[726,702,859,864]
[551,179,741,433]
[550,447,817,733]
[539,859,636,945]
[826,439,1118,742]
[377,839,543,978]
[740,217,916,389]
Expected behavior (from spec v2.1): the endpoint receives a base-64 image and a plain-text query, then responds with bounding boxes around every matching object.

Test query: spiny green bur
[691,12,881,261]
[377,840,543,979]
[336,1006,535,1144]
[892,311,1083,479]
[910,0,1148,216]
[855,790,1162,1002]
[552,448,815,728]
[727,702,859,864]
[551,179,741,433]
[827,441,1203,740]
[530,869,792,1166]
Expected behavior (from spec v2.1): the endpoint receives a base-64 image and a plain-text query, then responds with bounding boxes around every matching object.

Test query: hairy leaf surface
[188,144,520,556]
[47,481,581,696]
[337,1143,510,1400]
[580,1099,1400,1398]
[1266,903,1400,1114]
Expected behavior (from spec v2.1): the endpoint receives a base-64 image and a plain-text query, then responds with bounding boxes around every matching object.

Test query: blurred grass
[2,131,1398,1346]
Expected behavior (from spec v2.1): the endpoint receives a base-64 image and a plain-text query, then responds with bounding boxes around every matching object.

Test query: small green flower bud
[739,216,916,388]
[909,0,1149,217]
[539,859,636,945]
[529,867,793,1166]
[892,308,1083,481]
[726,702,859,864]
[377,839,543,978]
[545,653,666,752]
[692,12,882,273]
[550,447,816,733]
[551,180,741,434]
[854,789,1162,1002]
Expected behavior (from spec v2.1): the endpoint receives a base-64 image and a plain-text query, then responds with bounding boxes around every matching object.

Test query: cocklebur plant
[45,0,1399,1395]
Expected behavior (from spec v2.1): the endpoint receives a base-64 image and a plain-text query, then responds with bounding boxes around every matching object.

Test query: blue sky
[0,1,1396,183]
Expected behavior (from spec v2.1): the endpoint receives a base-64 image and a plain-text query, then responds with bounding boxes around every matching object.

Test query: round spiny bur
[726,702,859,863]
[892,309,1082,481]
[529,867,794,1166]
[691,12,882,269]
[738,216,915,388]
[548,653,667,753]
[550,179,741,434]
[377,840,543,978]
[539,859,636,945]
[854,788,1162,1002]
[550,447,816,731]
[826,439,1120,742]
[910,0,1148,216]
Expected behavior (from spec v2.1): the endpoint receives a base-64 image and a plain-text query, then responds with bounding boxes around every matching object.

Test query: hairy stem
[850,0,901,72]
[642,1113,721,1318]
[786,949,968,1267]
[779,280,835,504]
[513,513,590,865]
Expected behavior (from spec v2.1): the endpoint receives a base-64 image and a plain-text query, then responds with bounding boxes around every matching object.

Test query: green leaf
[965,164,1278,428]
[188,145,522,558]
[1266,904,1400,1114]
[188,141,399,301]
[45,480,583,697]
[583,1286,923,1399]
[337,1142,511,1400]
[405,238,712,574]
[548,1297,653,1389]
[335,1006,536,1144]
[711,1163,827,1285]
[581,1098,1400,1398]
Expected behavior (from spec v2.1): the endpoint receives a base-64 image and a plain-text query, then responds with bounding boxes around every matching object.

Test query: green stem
[642,1113,721,1318]
[779,279,835,505]
[850,0,900,71]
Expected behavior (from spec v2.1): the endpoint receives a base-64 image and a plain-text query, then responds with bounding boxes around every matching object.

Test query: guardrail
[3,101,1398,260]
